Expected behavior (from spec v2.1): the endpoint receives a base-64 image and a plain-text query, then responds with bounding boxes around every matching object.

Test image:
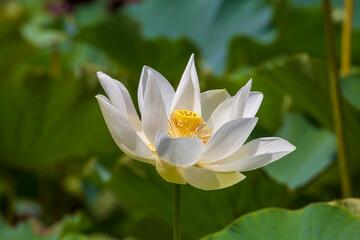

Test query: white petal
[232,79,252,119]
[201,89,230,121]
[243,91,263,118]
[142,77,168,145]
[97,72,127,117]
[170,54,201,114]
[205,137,296,172]
[96,95,154,164]
[154,158,186,184]
[181,167,246,190]
[207,97,234,132]
[200,118,258,163]
[112,78,142,132]
[97,71,142,132]
[138,66,175,115]
[155,131,203,167]
[207,79,252,131]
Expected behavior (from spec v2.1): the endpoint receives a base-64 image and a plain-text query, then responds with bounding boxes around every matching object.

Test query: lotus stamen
[168,109,212,145]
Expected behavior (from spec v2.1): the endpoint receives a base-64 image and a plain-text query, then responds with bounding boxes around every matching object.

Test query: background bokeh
[0,0,359,239]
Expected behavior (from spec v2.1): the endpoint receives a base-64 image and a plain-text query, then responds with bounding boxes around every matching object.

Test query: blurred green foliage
[0,0,359,239]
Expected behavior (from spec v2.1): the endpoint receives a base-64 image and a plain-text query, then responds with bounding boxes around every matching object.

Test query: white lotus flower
[96,54,295,190]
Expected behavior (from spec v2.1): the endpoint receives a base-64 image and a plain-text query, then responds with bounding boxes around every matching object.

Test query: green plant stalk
[173,184,181,240]
[322,0,352,197]
[340,0,353,77]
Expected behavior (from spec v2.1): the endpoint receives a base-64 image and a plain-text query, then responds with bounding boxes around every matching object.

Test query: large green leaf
[202,202,360,240]
[264,114,336,189]
[125,0,275,73]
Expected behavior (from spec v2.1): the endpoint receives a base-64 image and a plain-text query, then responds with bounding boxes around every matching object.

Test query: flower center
[168,109,212,145]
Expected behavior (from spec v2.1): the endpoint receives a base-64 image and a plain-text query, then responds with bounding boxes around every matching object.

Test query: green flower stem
[322,0,352,197]
[173,184,181,240]
[340,0,353,77]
